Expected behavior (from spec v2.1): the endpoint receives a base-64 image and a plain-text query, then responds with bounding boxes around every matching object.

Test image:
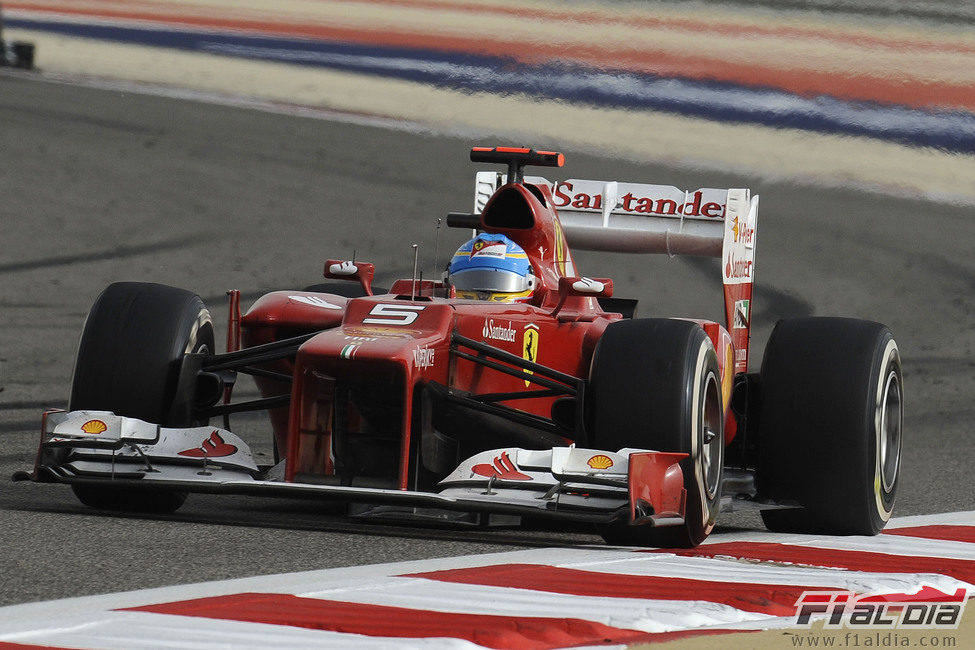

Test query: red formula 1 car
[20,147,904,547]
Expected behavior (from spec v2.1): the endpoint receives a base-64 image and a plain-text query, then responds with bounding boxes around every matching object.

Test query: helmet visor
[450,268,531,293]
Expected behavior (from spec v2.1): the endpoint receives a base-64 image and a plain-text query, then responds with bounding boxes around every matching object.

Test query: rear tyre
[588,319,723,547]
[757,318,902,535]
[69,282,214,514]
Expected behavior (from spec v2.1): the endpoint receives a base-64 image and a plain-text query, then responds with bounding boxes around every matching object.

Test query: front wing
[25,411,689,527]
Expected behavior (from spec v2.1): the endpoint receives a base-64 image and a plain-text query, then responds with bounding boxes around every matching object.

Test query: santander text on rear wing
[474,173,758,374]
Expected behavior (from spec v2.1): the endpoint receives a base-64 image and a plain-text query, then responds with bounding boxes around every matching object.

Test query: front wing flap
[30,412,688,527]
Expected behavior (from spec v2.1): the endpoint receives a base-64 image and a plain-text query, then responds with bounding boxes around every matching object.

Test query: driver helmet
[446,233,536,303]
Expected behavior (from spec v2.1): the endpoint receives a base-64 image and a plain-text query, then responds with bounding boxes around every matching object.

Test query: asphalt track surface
[1,71,973,609]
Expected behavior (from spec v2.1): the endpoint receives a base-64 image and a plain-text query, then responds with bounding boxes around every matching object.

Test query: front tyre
[69,282,214,514]
[757,318,903,535]
[588,319,723,547]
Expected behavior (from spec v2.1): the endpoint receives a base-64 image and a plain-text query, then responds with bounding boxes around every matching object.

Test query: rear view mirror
[323,259,376,296]
[551,276,613,317]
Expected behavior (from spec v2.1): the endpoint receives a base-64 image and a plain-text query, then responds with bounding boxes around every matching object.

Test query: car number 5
[363,303,426,325]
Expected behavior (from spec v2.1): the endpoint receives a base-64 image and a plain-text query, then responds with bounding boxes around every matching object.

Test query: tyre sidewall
[867,335,902,528]
[687,340,722,538]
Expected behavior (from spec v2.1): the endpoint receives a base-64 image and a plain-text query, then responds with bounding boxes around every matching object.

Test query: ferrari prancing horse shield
[523,324,539,386]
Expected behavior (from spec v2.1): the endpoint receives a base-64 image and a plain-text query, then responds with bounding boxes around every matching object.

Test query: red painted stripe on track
[645,543,975,584]
[8,3,975,112]
[125,593,657,650]
[884,525,975,544]
[402,563,826,616]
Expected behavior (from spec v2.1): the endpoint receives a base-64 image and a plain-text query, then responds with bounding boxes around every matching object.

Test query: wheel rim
[879,370,902,493]
[184,307,213,355]
[701,372,723,500]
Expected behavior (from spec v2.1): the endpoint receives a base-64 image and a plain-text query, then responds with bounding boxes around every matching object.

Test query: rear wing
[473,173,758,373]
[474,173,756,257]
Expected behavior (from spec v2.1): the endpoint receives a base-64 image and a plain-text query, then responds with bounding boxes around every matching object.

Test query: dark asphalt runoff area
[1,72,972,607]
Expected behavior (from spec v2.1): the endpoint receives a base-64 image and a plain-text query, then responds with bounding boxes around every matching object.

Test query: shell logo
[81,420,108,435]
[587,454,614,470]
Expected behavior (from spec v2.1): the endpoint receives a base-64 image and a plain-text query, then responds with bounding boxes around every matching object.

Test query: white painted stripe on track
[0,611,482,650]
[884,511,975,528]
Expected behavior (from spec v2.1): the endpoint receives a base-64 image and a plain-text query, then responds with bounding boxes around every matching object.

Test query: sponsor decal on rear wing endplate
[474,173,758,372]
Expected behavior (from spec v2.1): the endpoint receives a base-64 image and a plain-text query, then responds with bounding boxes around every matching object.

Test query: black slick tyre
[69,282,214,514]
[588,318,723,548]
[757,318,903,535]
